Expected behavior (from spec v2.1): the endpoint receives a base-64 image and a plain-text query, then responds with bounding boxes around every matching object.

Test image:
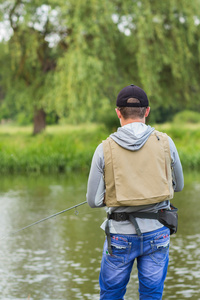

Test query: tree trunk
[33,109,46,135]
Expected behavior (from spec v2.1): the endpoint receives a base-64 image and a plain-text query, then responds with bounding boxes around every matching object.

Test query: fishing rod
[0,201,87,241]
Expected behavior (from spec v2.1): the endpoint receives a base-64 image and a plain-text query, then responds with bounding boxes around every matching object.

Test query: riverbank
[0,122,199,173]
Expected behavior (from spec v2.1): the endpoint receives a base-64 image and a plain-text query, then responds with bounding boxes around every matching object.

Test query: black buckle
[116,212,127,221]
[108,212,128,221]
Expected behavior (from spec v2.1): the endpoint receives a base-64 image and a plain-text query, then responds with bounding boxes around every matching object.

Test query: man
[87,84,184,300]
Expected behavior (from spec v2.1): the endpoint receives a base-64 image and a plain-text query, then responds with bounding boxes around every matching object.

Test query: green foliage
[0,0,200,126]
[156,122,200,170]
[46,112,59,125]
[50,0,119,121]
[0,123,200,174]
[15,112,32,126]
[151,121,198,170]
[0,124,108,174]
[148,106,179,124]
[0,102,11,120]
[118,0,200,110]
[173,110,200,124]
[95,99,119,132]
[98,110,119,133]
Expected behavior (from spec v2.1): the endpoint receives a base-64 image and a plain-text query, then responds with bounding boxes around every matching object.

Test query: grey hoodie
[87,123,184,234]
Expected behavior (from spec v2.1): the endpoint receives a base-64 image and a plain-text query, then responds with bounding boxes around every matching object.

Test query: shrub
[173,110,200,124]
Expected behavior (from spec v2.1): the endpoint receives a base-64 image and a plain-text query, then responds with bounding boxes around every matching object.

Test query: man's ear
[145,107,150,118]
[115,108,122,119]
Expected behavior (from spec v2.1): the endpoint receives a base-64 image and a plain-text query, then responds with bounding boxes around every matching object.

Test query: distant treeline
[0,1,200,134]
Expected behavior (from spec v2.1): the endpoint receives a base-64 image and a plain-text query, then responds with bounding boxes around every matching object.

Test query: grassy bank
[0,124,108,174]
[156,123,200,170]
[0,122,200,174]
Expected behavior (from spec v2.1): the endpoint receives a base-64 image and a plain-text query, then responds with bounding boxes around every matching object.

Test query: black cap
[116,84,149,107]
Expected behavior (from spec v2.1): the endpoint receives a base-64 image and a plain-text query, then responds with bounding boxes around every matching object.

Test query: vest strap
[105,219,112,255]
[128,214,142,236]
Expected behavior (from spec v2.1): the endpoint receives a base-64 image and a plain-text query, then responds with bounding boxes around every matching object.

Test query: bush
[16,112,32,126]
[95,98,119,132]
[173,110,200,124]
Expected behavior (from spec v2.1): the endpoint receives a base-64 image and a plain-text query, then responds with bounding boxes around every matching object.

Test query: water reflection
[0,172,199,299]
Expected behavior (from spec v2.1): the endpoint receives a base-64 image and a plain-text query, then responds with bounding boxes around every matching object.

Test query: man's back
[87,84,184,300]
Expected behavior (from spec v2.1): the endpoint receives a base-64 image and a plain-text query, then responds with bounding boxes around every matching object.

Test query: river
[0,171,199,300]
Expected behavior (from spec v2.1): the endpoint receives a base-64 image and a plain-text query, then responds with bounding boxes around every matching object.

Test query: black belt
[106,206,178,255]
[108,212,129,222]
[108,211,159,222]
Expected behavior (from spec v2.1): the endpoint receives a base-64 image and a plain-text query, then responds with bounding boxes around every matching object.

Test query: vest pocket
[106,235,131,269]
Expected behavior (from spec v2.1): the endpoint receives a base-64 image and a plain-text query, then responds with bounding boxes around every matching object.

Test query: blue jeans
[99,226,170,300]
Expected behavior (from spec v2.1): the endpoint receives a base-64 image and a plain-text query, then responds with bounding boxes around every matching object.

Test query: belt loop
[105,219,112,255]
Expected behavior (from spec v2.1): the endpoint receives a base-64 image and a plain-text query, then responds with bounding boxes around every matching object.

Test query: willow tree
[112,0,200,119]
[47,0,120,123]
[47,0,200,122]
[1,0,200,131]
[0,0,68,133]
[0,0,120,132]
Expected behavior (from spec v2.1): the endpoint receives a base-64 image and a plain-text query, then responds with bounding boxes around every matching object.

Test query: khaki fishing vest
[102,130,174,207]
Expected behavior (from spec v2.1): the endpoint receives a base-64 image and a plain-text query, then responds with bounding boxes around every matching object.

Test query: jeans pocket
[106,235,131,269]
[149,231,170,265]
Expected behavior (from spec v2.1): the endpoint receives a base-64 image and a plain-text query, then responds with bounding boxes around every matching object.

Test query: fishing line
[0,201,87,241]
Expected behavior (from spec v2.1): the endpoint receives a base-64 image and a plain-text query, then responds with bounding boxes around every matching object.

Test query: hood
[110,123,155,151]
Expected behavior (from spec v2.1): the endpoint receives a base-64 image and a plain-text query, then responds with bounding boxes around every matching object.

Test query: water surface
[0,172,199,299]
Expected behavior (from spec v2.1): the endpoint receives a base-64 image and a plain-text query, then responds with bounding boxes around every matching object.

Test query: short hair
[117,98,147,119]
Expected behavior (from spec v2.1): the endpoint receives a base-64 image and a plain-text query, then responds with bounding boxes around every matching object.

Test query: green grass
[155,123,200,170]
[0,123,108,174]
[0,122,200,174]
